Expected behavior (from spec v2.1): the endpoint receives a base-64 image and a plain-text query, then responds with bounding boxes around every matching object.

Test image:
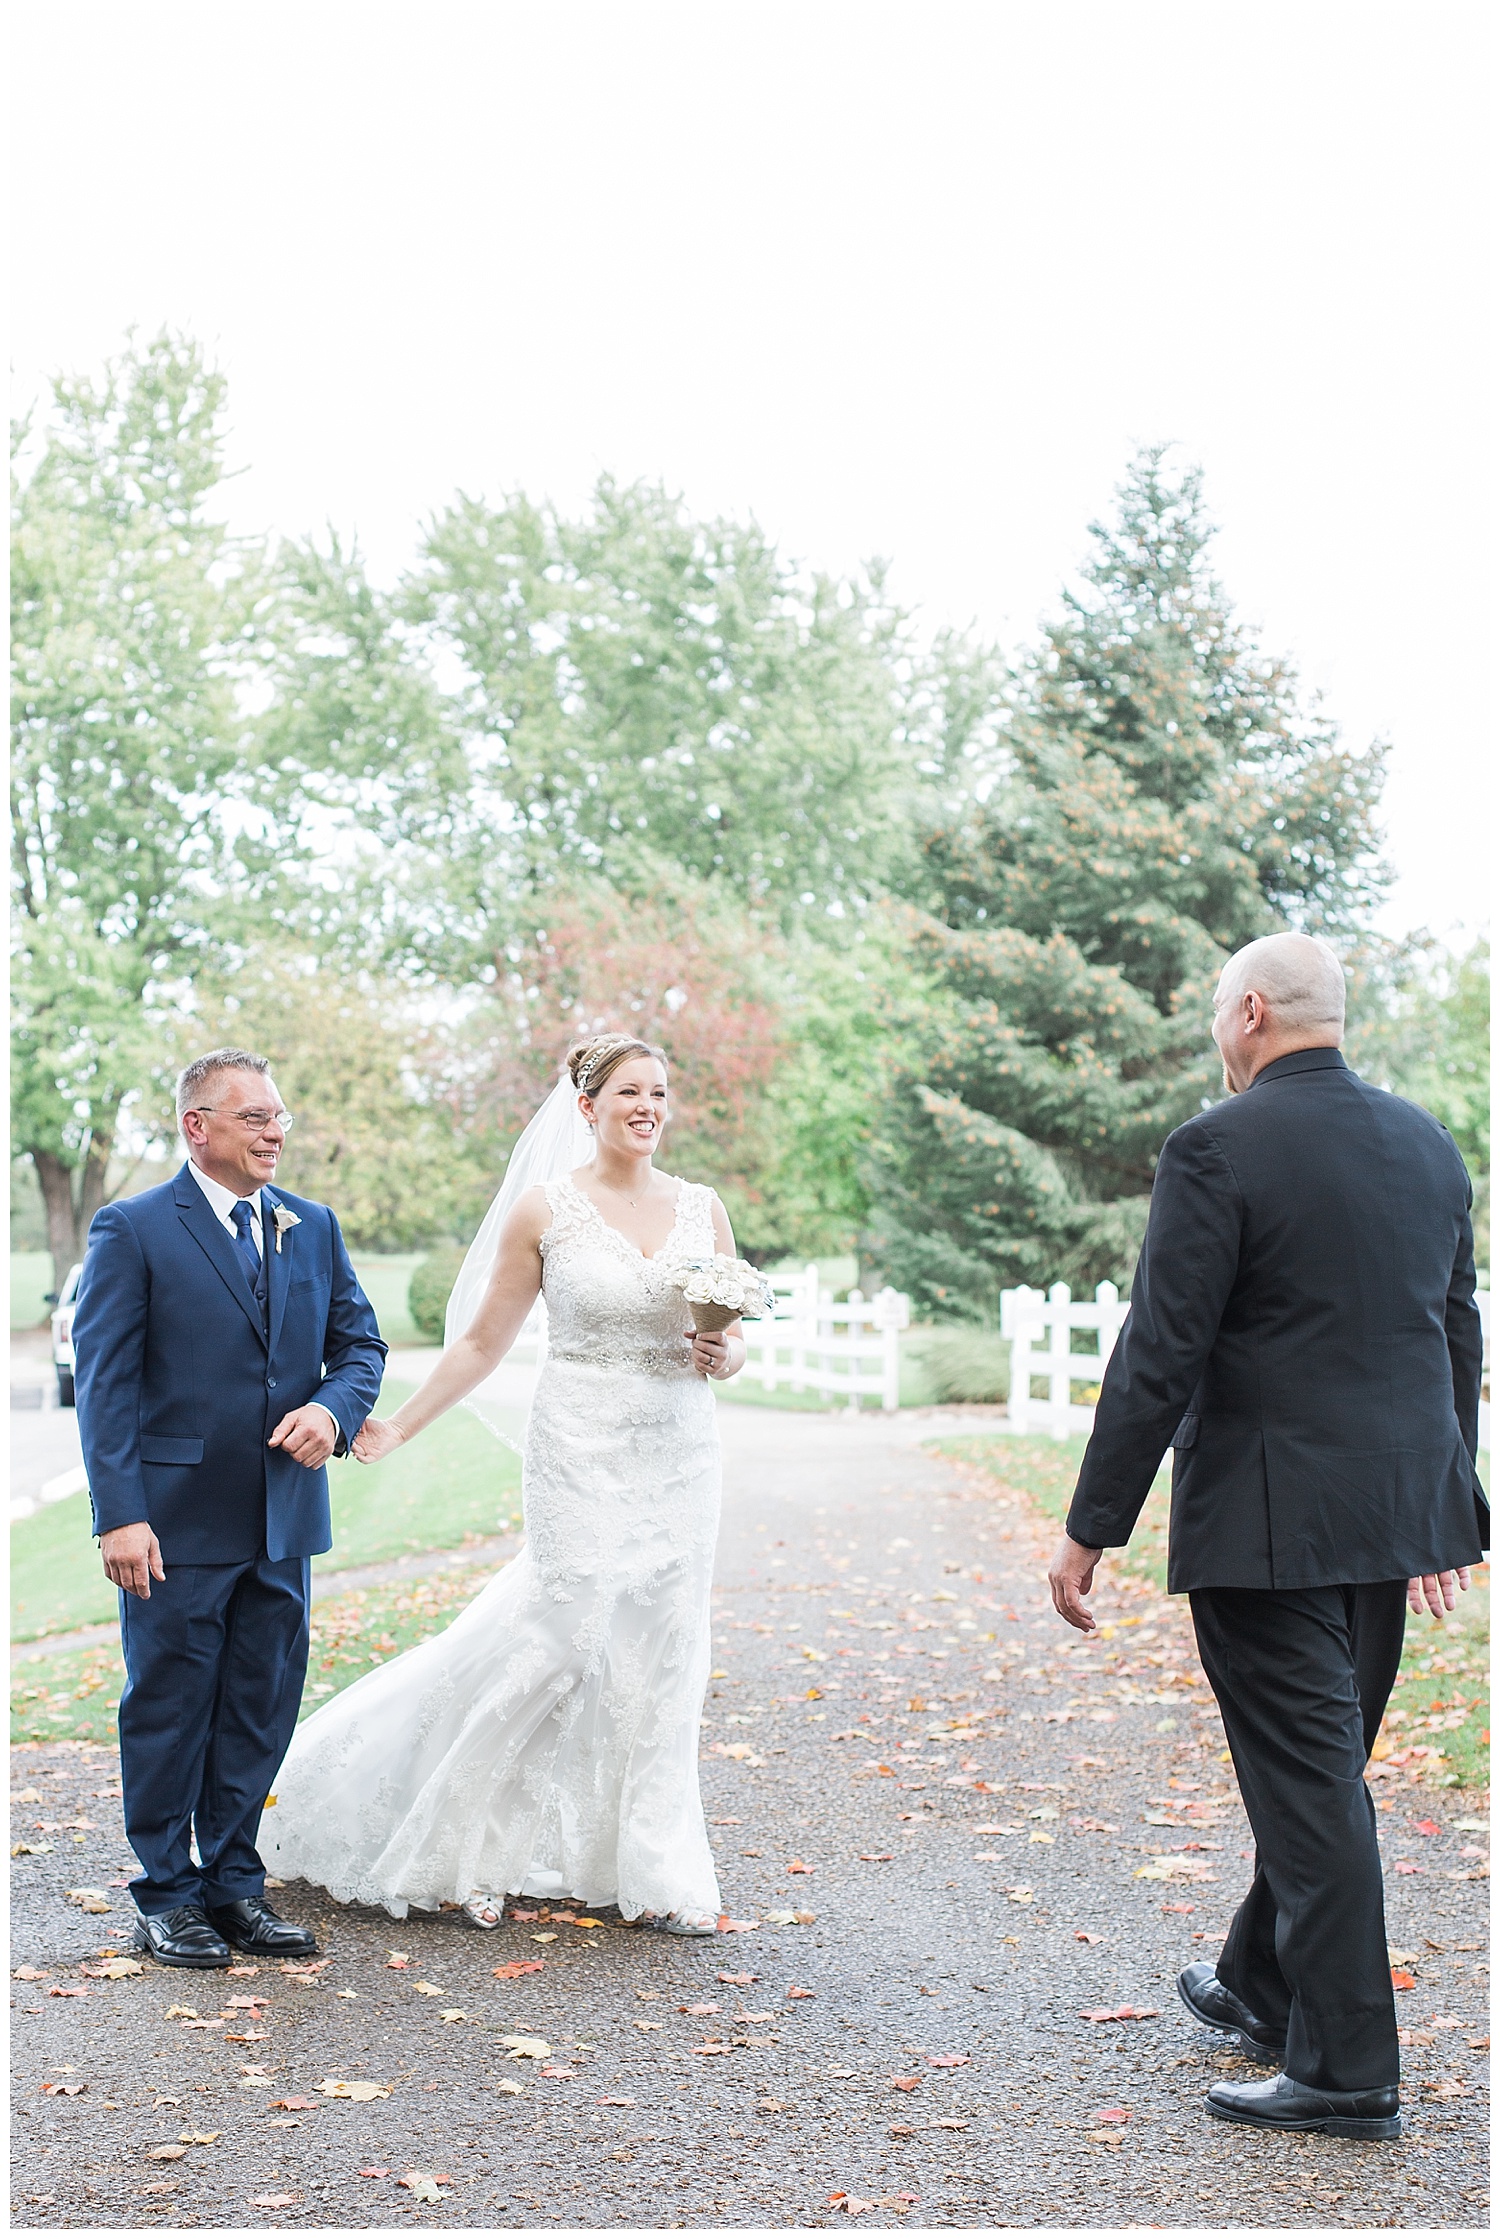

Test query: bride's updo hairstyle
[566,1034,668,1104]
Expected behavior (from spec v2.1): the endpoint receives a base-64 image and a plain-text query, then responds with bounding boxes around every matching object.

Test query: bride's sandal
[461,1894,505,1930]
[660,1909,719,1937]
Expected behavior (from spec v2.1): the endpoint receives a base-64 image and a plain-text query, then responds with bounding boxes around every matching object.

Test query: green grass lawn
[12,1249,55,1328]
[932,1431,1490,1790]
[10,1377,521,1643]
[347,1253,426,1347]
[12,1560,506,1746]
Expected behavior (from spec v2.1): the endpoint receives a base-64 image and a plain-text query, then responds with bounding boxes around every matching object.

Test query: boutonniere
[270,1203,301,1255]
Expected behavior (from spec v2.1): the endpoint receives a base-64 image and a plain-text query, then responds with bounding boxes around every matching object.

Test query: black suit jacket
[1066,1047,1487,1591]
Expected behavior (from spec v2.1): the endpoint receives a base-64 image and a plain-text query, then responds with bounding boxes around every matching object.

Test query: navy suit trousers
[118,1553,310,1914]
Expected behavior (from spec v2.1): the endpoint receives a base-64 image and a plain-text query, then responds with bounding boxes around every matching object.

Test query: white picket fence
[732,1265,911,1413]
[1003,1281,1493,1449]
[1000,1280,1130,1440]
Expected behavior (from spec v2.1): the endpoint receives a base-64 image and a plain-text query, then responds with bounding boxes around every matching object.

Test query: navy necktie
[230,1199,261,1293]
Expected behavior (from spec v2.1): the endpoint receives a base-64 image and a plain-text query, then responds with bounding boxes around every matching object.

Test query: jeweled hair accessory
[577,1037,634,1095]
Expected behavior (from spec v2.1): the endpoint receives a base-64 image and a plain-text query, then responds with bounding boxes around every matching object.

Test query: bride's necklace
[594,1171,650,1210]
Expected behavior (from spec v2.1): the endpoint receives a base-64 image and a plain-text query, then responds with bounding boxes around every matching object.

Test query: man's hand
[1048,1533,1103,1632]
[1408,1567,1471,1620]
[101,1522,166,1600]
[268,1404,339,1469]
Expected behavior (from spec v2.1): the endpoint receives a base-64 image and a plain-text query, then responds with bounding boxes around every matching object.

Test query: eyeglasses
[189,1106,295,1133]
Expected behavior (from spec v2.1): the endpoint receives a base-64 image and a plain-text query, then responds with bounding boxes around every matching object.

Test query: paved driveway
[11,1398,1490,2226]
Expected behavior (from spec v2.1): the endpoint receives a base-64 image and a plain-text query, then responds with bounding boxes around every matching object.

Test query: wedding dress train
[263,1176,723,1923]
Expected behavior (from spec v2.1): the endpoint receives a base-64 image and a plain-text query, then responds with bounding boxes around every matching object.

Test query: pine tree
[868,448,1389,1319]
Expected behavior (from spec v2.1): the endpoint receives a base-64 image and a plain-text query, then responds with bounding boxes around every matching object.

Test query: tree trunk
[30,1138,114,1299]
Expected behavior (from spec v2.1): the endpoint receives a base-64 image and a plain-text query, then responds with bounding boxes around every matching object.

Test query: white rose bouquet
[673,1254,777,1334]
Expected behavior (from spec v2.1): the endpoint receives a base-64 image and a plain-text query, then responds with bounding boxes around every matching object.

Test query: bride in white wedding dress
[263,1035,747,1935]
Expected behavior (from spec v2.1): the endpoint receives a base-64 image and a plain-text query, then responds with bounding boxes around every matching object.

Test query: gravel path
[11,1403,1490,2228]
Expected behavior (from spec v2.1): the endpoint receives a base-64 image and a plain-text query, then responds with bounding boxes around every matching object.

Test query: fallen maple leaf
[1074,1931,1105,1945]
[251,2193,301,2209]
[13,1967,49,1981]
[318,2078,390,2100]
[598,2095,636,2106]
[1080,2005,1160,2023]
[926,2053,969,2068]
[147,2145,187,2162]
[1390,1968,1417,1990]
[178,2130,220,2145]
[48,1985,89,1999]
[539,2063,578,2078]
[81,1957,144,1979]
[859,1853,894,1862]
[494,2079,525,2096]
[681,2002,720,2015]
[412,1979,446,1995]
[399,2172,449,2202]
[359,2167,391,2178]
[499,2035,551,2060]
[492,1959,545,1980]
[692,2041,730,2056]
[1425,2078,1470,2099]
[787,1858,815,1874]
[786,1985,815,1999]
[890,2076,920,2092]
[1391,1860,1423,1876]
[41,2081,86,2096]
[828,2193,878,2215]
[1412,1819,1442,1837]
[718,1916,760,1931]
[270,2097,319,2111]
[1092,2107,1131,2123]
[719,1970,756,1985]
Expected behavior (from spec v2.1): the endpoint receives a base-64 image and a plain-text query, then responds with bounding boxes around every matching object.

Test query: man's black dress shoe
[1177,1962,1286,2064]
[206,1895,318,1957]
[134,1905,233,1969]
[1206,2070,1401,2139]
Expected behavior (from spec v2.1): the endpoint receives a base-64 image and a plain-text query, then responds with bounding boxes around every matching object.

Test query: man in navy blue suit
[73,1048,387,1968]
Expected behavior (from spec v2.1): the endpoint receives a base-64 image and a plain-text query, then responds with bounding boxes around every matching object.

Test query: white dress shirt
[186,1160,341,1450]
[187,1159,265,1255]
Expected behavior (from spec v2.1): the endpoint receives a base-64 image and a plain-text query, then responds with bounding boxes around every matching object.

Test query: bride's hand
[352,1415,409,1465]
[688,1329,737,1380]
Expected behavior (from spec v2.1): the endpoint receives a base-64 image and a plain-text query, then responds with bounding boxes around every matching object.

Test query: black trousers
[1189,1580,1406,2094]
[118,1552,310,1915]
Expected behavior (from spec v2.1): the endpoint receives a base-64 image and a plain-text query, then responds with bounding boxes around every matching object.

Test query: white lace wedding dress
[263,1176,723,1922]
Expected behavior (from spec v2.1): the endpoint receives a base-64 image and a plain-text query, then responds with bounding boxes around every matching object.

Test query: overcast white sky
[11,1,1493,944]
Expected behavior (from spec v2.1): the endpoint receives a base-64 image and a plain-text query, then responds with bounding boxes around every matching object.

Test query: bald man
[1047,932,1486,2140]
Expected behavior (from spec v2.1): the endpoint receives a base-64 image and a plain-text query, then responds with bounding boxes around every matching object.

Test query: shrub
[902,1327,1010,1405]
[408,1245,469,1342]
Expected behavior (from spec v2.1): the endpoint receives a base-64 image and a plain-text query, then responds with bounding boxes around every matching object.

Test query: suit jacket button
[267,1377,277,1389]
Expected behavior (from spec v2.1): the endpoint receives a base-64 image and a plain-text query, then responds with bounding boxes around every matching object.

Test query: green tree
[868,448,1390,1318]
[1347,935,1490,1266]
[10,333,261,1289]
[194,951,492,1250]
[400,477,915,945]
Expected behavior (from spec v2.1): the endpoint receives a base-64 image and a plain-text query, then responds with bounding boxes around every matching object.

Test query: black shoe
[1177,1962,1286,2064]
[1206,2070,1401,2140]
[205,1895,318,1957]
[134,1904,233,1969]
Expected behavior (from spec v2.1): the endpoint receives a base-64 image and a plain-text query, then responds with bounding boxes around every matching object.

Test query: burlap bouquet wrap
[674,1254,777,1334]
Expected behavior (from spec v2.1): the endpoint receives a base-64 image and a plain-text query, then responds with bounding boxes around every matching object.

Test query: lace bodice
[539,1175,718,1375]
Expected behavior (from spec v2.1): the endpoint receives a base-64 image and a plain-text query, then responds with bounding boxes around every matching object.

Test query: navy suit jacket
[1066,1048,1488,1591]
[73,1165,387,1564]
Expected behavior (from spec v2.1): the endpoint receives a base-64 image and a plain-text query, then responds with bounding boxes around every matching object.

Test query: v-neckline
[565,1174,688,1264]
